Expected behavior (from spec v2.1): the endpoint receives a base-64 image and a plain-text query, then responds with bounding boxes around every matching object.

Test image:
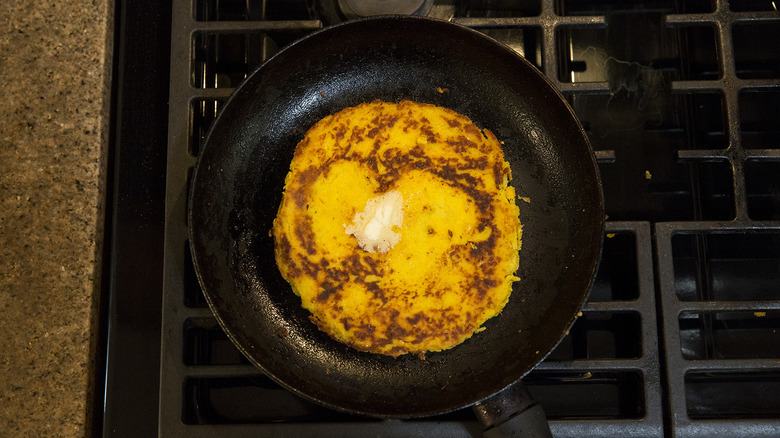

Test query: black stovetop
[101,1,780,437]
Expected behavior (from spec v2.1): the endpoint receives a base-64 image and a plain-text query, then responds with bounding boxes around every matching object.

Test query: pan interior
[189,16,604,418]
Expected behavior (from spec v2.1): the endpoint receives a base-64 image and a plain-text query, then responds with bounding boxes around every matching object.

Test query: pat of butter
[345,190,404,253]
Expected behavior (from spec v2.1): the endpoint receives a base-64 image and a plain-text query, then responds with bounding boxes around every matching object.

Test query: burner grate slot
[195,0,265,21]
[733,22,780,79]
[184,318,248,366]
[679,311,780,360]
[730,0,780,12]
[590,232,639,301]
[685,371,780,419]
[182,377,374,424]
[195,0,312,21]
[474,26,543,69]
[525,371,646,419]
[687,159,736,221]
[557,0,714,16]
[740,90,780,150]
[598,153,734,222]
[547,311,642,360]
[190,99,226,157]
[184,241,209,308]
[557,26,608,83]
[185,167,193,224]
[672,231,780,301]
[192,30,311,88]
[464,0,541,17]
[680,92,728,150]
[745,159,780,220]
[674,25,720,81]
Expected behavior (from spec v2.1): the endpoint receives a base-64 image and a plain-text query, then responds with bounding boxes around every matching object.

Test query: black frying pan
[189,15,604,426]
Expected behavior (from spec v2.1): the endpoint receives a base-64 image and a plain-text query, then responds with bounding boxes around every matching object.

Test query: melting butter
[344,190,404,253]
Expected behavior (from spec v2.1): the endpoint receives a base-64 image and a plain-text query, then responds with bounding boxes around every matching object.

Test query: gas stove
[101,1,780,436]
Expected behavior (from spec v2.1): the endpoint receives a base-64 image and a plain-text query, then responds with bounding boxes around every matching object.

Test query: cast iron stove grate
[154,1,780,437]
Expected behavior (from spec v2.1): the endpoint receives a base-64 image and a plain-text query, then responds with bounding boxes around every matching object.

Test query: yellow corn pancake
[272,100,522,357]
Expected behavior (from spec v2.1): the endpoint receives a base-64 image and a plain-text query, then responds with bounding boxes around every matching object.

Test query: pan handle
[472,381,553,438]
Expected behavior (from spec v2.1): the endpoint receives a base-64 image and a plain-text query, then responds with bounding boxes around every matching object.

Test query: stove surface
[102,1,780,437]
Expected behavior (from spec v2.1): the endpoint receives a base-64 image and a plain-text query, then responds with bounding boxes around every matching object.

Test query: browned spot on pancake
[363,255,381,275]
[466,156,489,171]
[387,346,407,356]
[298,257,321,278]
[294,137,310,155]
[464,123,480,137]
[403,118,419,132]
[409,145,425,157]
[353,328,370,342]
[276,235,297,273]
[350,126,364,143]
[343,253,367,278]
[386,323,407,340]
[376,175,398,193]
[374,337,393,347]
[291,188,307,210]
[292,166,323,208]
[317,281,340,302]
[327,268,350,283]
[472,277,498,299]
[494,161,503,187]
[365,281,388,304]
[293,217,317,256]
[334,123,348,141]
[434,165,494,213]
[446,135,479,154]
[420,126,437,143]
[471,230,498,258]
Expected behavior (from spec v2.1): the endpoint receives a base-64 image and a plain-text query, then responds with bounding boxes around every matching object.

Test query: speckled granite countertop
[0,1,113,436]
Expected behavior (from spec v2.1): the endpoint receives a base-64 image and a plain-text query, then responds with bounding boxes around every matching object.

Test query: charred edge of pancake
[275,235,299,278]
[314,305,456,358]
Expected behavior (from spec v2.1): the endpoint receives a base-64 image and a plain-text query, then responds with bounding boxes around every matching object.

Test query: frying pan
[189,15,604,433]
